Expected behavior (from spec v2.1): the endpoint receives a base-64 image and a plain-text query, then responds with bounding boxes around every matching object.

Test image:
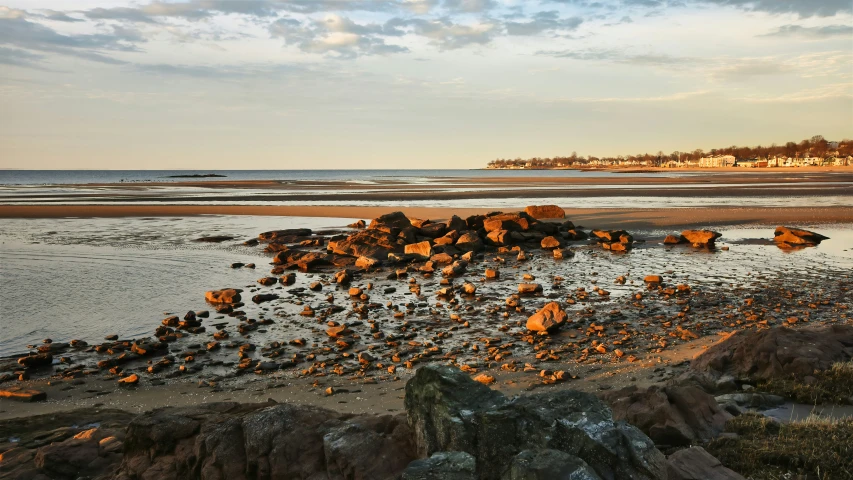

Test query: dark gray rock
[502,450,601,480]
[402,451,477,480]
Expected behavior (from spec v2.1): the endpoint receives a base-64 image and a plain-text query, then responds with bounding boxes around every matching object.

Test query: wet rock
[666,446,744,480]
[524,205,565,220]
[205,289,243,304]
[356,256,379,269]
[644,275,663,284]
[402,451,477,480]
[485,269,499,280]
[258,277,278,286]
[518,283,543,295]
[526,302,568,333]
[714,393,784,410]
[17,353,52,368]
[663,235,682,245]
[259,228,312,241]
[503,450,601,480]
[442,260,468,277]
[349,219,367,229]
[0,387,47,402]
[118,374,139,386]
[679,230,721,246]
[252,293,279,304]
[405,365,666,480]
[603,385,731,447]
[773,226,829,247]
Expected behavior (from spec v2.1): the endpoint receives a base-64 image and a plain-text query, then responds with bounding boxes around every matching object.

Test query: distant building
[828,141,839,149]
[698,155,736,167]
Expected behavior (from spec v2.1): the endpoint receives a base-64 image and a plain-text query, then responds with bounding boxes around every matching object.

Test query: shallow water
[1,216,850,357]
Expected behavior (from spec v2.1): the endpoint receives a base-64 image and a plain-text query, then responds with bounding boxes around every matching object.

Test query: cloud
[403,17,497,49]
[761,24,853,39]
[40,10,85,22]
[0,46,47,69]
[270,14,408,57]
[697,0,852,17]
[538,47,694,66]
[442,0,496,13]
[0,16,144,65]
[505,11,583,35]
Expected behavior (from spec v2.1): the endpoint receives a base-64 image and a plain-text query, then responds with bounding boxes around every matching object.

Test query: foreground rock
[526,302,568,333]
[405,365,667,479]
[773,226,829,248]
[204,289,242,304]
[678,230,721,246]
[603,385,731,447]
[667,447,745,480]
[117,401,416,480]
[689,325,853,386]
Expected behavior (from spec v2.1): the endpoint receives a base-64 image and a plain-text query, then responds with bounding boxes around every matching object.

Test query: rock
[663,235,683,245]
[486,229,512,246]
[714,393,784,410]
[690,325,853,384]
[402,451,477,480]
[252,293,279,303]
[259,228,312,241]
[666,446,745,480]
[603,385,731,447]
[456,232,484,252]
[327,324,351,337]
[524,205,565,220]
[205,289,242,304]
[17,353,52,368]
[462,283,477,295]
[485,269,499,280]
[518,283,543,295]
[774,226,829,247]
[258,277,278,286]
[118,374,139,386]
[330,229,404,258]
[526,302,568,333]
[369,211,413,234]
[442,260,468,277]
[483,214,530,233]
[540,236,561,250]
[406,241,433,259]
[679,230,721,245]
[473,374,496,385]
[0,387,47,402]
[280,273,296,285]
[503,450,601,480]
[195,235,235,243]
[644,275,663,284]
[405,365,667,480]
[446,215,468,232]
[420,223,448,239]
[335,269,354,284]
[356,256,379,269]
[591,229,632,243]
[118,402,416,480]
[348,219,367,229]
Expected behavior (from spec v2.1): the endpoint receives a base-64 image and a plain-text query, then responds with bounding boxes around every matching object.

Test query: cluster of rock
[773,226,829,249]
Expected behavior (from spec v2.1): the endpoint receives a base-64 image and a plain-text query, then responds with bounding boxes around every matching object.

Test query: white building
[698,155,736,167]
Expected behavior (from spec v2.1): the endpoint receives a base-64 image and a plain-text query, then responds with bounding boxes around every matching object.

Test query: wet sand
[2,205,852,229]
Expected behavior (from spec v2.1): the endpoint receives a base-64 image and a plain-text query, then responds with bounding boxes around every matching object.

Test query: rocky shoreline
[2,207,852,478]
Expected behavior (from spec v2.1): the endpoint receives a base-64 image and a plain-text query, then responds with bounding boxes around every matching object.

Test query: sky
[0,0,851,170]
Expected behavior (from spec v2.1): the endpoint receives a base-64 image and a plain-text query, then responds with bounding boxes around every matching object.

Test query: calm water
[1,215,850,357]
[0,169,681,185]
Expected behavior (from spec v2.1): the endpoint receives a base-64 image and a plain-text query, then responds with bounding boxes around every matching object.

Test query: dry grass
[707,413,853,480]
[756,362,853,406]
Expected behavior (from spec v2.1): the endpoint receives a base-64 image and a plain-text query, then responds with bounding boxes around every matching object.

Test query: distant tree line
[487,135,853,168]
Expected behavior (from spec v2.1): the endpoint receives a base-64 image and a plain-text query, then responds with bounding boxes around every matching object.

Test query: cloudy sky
[0,0,851,170]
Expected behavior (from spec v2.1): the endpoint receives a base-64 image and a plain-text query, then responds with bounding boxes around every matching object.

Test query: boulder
[540,236,562,250]
[524,205,565,220]
[369,211,413,234]
[330,230,403,258]
[690,325,853,384]
[603,385,731,447]
[355,256,379,269]
[258,228,312,241]
[526,302,567,333]
[405,365,667,480]
[446,215,468,233]
[663,235,683,245]
[442,260,468,277]
[666,447,744,480]
[348,219,367,229]
[456,232,484,252]
[483,214,530,233]
[773,226,829,247]
[419,223,448,239]
[486,230,511,246]
[403,451,477,480]
[205,289,242,304]
[405,241,433,259]
[679,230,721,245]
[503,450,601,480]
[118,402,416,480]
